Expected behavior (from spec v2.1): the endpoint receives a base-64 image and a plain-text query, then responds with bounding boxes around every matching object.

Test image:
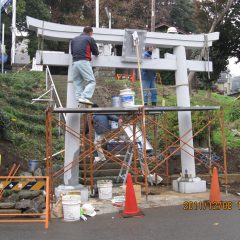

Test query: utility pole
[1,23,4,73]
[151,0,155,32]
[96,0,99,28]
[11,0,16,65]
[0,2,2,73]
[105,7,111,29]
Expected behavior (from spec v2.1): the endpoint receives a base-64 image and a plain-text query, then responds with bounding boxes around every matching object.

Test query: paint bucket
[54,184,83,199]
[62,195,81,222]
[120,89,135,107]
[97,180,113,200]
[111,121,118,129]
[28,160,40,173]
[111,96,121,107]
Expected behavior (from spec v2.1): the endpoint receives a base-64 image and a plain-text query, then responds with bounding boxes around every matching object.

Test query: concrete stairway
[52,75,112,107]
[52,75,67,107]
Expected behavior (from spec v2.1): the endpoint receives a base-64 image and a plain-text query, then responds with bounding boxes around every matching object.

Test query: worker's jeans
[142,78,157,104]
[72,60,96,101]
[94,133,106,161]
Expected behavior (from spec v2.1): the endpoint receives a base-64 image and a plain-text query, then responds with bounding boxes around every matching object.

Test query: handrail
[43,149,65,161]
[46,65,66,121]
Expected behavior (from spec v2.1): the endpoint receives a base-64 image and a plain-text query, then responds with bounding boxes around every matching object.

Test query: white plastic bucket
[62,195,81,222]
[112,96,121,107]
[111,121,118,129]
[120,89,135,107]
[55,184,83,199]
[97,180,113,200]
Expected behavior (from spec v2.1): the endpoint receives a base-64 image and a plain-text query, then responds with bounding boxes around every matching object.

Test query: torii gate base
[173,180,206,193]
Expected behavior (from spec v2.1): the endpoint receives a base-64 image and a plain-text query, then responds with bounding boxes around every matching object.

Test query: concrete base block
[172,179,206,193]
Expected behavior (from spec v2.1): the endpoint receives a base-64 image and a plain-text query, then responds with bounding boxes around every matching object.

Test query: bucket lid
[119,91,135,96]
[62,195,81,202]
[97,180,113,188]
[120,88,133,93]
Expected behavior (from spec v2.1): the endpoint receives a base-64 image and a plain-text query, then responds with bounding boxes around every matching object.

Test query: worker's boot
[152,102,157,106]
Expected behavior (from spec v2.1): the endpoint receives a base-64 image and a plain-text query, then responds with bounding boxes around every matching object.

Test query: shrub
[230,101,240,121]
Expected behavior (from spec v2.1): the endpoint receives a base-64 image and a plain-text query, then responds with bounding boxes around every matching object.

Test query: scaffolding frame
[45,106,228,199]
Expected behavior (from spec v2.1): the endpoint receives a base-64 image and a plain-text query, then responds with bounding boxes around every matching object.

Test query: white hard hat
[167,27,178,34]
[82,203,96,217]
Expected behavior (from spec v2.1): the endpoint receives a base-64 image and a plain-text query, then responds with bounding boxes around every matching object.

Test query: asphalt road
[0,205,239,240]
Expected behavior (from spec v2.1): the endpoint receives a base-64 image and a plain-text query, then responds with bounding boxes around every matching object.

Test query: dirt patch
[0,139,27,175]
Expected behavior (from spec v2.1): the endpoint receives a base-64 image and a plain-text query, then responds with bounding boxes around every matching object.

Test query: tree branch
[188,0,235,83]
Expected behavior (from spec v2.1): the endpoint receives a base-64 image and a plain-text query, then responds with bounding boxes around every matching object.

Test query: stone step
[79,175,119,185]
[79,162,121,170]
[0,209,21,214]
[79,175,144,185]
[79,168,120,178]
[52,75,67,107]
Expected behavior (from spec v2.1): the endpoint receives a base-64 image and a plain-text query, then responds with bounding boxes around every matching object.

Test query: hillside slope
[0,71,63,173]
[0,72,239,174]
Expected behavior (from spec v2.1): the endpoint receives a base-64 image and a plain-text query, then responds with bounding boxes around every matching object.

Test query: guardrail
[0,176,50,229]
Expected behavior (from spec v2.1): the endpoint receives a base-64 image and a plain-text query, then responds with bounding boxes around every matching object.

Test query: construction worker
[71,26,99,105]
[141,46,157,106]
[85,104,122,163]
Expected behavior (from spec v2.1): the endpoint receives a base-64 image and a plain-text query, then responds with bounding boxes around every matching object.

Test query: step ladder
[117,141,153,185]
[116,124,154,184]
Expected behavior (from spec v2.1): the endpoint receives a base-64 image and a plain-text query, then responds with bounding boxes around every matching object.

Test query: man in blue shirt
[141,46,158,106]
[85,104,122,163]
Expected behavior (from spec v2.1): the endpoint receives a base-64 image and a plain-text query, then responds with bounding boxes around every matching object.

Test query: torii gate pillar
[64,50,80,185]
[172,46,206,193]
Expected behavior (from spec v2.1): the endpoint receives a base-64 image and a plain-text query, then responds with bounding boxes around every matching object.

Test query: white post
[174,45,196,177]
[1,23,4,73]
[64,42,80,185]
[109,12,111,29]
[11,0,16,65]
[96,0,99,28]
[151,0,156,32]
[45,67,48,90]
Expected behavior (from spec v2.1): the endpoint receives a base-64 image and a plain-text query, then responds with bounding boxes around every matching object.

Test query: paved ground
[1,204,240,240]
[85,187,239,215]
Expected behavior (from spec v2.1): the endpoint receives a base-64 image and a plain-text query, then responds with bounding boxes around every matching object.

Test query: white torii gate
[27,16,219,193]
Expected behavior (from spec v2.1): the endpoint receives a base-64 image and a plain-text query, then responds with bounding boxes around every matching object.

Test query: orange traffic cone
[120,174,144,218]
[209,167,221,203]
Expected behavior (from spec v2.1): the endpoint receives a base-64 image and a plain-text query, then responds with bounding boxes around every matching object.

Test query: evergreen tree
[194,0,240,80]
[169,0,195,32]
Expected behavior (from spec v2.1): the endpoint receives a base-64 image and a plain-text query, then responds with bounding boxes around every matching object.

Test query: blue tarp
[1,0,12,12]
[0,54,8,63]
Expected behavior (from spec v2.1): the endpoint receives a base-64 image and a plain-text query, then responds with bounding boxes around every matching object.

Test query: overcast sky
[228,57,240,77]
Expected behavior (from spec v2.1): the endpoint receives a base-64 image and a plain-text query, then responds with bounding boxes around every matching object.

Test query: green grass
[0,71,64,161]
[0,72,238,164]
[113,80,237,149]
